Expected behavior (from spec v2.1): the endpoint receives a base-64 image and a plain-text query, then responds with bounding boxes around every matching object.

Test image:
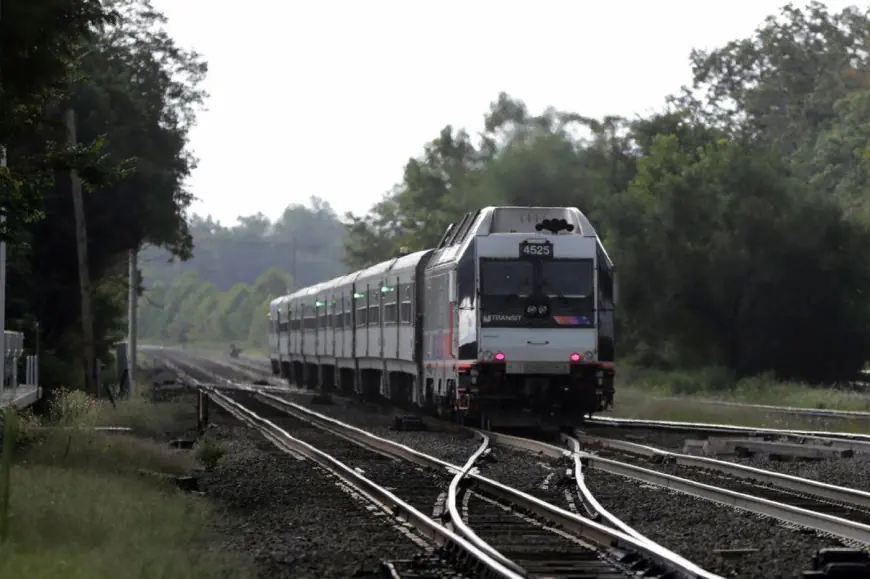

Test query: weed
[194,437,225,470]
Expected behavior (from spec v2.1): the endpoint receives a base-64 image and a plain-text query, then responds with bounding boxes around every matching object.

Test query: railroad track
[157,354,721,579]
[586,415,870,444]
[487,432,870,561]
[449,435,672,578]
[154,350,870,576]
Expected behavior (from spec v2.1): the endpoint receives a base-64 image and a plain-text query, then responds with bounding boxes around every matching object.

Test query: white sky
[149,0,867,226]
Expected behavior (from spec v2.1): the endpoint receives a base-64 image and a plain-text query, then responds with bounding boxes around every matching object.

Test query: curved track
[155,352,721,579]
[449,435,667,578]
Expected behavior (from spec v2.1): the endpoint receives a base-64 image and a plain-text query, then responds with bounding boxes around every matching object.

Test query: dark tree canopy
[2,0,208,388]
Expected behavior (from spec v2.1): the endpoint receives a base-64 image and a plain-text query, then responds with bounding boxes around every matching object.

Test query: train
[267,206,617,428]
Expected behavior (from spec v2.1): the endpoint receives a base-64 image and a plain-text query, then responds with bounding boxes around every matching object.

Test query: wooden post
[197,390,209,434]
[66,109,96,397]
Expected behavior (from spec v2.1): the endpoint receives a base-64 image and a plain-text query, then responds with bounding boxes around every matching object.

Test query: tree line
[141,197,346,291]
[142,2,870,385]
[137,200,345,351]
[138,267,292,351]
[1,0,206,388]
[341,3,870,384]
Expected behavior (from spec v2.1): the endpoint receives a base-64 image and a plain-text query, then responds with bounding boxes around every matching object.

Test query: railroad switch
[479,448,497,463]
[802,548,870,578]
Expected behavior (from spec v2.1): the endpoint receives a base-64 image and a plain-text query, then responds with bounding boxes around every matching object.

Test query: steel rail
[562,435,660,544]
[200,383,525,579]
[587,415,870,443]
[488,430,870,545]
[446,433,528,577]
[573,433,870,510]
[247,390,722,579]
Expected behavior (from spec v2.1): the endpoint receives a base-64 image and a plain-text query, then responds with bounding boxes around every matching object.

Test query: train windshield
[541,259,593,297]
[480,260,534,296]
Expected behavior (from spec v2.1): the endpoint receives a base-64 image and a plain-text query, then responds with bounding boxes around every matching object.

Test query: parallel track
[222,390,449,515]
[486,431,870,548]
[587,443,870,534]
[157,352,721,579]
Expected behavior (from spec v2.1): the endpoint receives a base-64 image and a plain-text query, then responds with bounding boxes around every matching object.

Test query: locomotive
[267,206,617,428]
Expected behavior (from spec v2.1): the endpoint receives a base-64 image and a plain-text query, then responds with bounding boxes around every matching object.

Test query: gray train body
[267,206,617,427]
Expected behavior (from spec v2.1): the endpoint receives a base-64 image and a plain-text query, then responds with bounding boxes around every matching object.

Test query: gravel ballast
[582,425,870,493]
[159,353,857,578]
[583,469,840,579]
[200,416,427,578]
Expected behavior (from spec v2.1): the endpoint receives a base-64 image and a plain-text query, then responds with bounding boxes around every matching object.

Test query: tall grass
[0,388,253,579]
[617,366,870,411]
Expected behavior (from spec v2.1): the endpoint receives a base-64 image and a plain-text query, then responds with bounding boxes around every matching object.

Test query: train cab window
[451,210,480,246]
[400,283,414,324]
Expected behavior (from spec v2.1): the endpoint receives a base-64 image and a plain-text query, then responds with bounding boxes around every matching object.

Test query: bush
[193,437,225,470]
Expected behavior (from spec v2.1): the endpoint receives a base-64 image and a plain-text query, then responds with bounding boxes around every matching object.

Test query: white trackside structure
[268,206,617,427]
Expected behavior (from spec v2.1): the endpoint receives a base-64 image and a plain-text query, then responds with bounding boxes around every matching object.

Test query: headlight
[584,350,596,361]
[481,350,493,361]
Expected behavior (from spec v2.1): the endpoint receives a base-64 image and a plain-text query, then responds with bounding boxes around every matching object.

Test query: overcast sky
[149,0,867,226]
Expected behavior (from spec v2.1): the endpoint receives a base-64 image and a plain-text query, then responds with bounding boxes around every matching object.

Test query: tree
[1,0,124,240]
[142,2,870,385]
[332,2,870,383]
[3,0,209,386]
[141,197,345,291]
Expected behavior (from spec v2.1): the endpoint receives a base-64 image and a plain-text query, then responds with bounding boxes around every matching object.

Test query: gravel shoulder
[200,407,427,579]
[581,425,870,492]
[583,469,839,579]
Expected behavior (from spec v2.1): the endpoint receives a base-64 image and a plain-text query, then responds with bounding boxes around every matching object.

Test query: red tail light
[494,352,506,362]
[569,352,582,363]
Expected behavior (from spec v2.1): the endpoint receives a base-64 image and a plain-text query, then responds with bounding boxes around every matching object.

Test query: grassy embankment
[0,385,253,579]
[614,366,870,433]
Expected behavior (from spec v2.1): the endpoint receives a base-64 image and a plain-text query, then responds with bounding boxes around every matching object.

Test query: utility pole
[66,109,96,397]
[0,0,5,396]
[127,248,137,398]
[0,149,6,392]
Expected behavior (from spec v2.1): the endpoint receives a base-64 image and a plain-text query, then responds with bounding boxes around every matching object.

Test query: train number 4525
[519,240,553,258]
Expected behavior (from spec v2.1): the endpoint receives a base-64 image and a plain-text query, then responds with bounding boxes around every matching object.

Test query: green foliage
[0,0,123,241]
[141,196,346,291]
[0,409,18,543]
[193,438,225,470]
[139,267,291,349]
[337,3,870,384]
[3,0,208,387]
